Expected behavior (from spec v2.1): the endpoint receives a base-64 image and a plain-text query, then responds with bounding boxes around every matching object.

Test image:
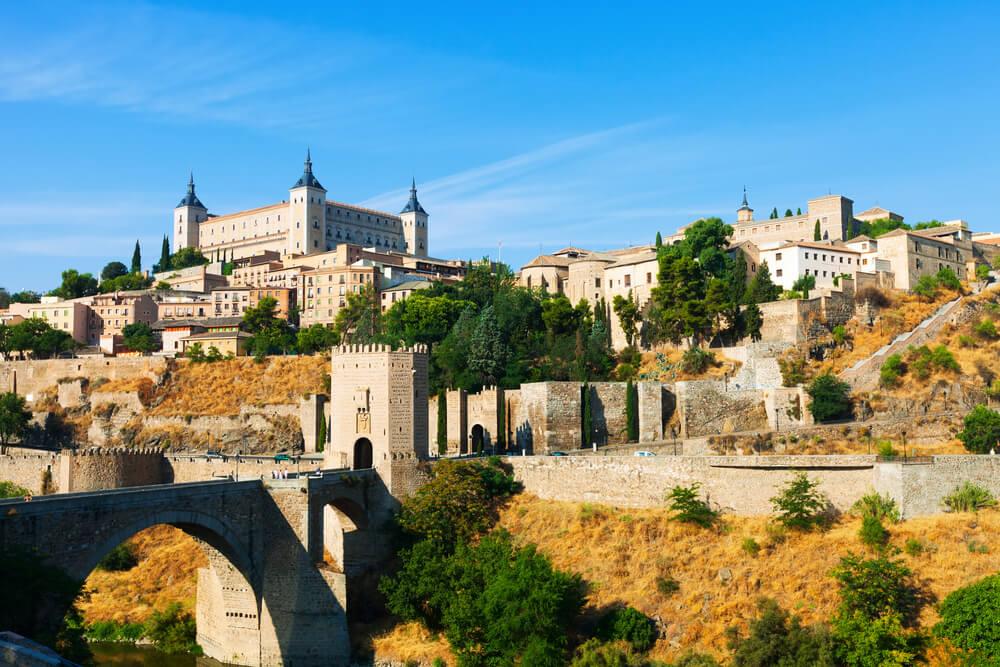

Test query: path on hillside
[839,279,998,391]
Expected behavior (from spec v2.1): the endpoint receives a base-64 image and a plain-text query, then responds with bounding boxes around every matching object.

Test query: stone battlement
[332,343,428,355]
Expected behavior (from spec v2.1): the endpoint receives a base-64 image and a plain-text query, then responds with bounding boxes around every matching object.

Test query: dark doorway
[471,424,485,454]
[353,438,373,469]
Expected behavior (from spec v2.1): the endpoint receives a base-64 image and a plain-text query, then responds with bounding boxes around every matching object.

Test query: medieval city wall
[0,357,170,401]
[674,380,769,438]
[0,448,60,495]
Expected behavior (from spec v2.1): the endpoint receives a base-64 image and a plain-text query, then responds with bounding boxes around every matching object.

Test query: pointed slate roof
[737,186,752,211]
[291,149,325,190]
[177,172,206,209]
[400,178,427,215]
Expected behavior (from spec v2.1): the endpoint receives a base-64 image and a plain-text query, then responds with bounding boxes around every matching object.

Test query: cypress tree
[317,414,327,452]
[131,240,141,274]
[626,380,638,442]
[814,220,822,242]
[784,209,793,217]
[158,236,171,272]
[581,382,592,449]
[770,207,778,219]
[655,231,663,247]
[437,389,447,455]
[796,207,802,215]
[497,393,506,452]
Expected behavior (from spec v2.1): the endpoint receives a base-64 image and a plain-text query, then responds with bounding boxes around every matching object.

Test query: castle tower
[328,344,429,498]
[736,187,754,224]
[174,173,207,251]
[287,149,327,256]
[399,178,429,257]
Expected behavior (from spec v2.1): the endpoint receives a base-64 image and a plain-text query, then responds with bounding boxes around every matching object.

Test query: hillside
[82,496,1000,664]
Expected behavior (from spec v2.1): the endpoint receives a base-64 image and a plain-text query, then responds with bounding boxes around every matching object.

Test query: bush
[0,480,31,499]
[913,274,938,300]
[569,639,644,667]
[832,325,847,346]
[958,334,978,348]
[144,603,201,655]
[852,491,901,524]
[934,574,1000,660]
[806,373,852,423]
[905,344,959,380]
[858,516,889,550]
[879,354,905,388]
[666,483,718,528]
[741,537,761,557]
[936,266,962,291]
[770,472,827,530]
[97,542,138,572]
[832,610,921,667]
[831,553,918,623]
[656,576,680,596]
[680,347,715,375]
[943,482,997,512]
[596,607,657,653]
[957,405,1000,454]
[876,440,897,459]
[976,318,999,340]
[725,598,837,667]
[778,350,810,387]
[671,653,722,667]
[903,538,925,557]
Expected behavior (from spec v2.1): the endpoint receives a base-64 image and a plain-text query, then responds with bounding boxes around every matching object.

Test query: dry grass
[639,348,741,382]
[374,494,1000,664]
[79,525,207,625]
[368,621,452,665]
[825,288,960,374]
[96,377,156,404]
[149,356,329,416]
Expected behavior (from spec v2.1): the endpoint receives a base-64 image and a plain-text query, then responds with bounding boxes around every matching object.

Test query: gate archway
[353,438,373,470]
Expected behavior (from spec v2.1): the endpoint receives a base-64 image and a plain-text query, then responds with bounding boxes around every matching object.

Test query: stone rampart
[0,357,169,402]
[0,448,60,495]
[589,382,628,446]
[59,447,164,491]
[675,380,768,438]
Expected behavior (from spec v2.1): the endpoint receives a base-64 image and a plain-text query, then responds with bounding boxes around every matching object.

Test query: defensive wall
[505,454,1000,519]
[0,357,170,402]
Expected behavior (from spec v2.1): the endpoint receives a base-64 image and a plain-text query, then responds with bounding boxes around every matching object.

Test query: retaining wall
[0,357,169,401]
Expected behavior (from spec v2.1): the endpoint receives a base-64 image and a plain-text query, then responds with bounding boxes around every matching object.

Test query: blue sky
[2,1,999,291]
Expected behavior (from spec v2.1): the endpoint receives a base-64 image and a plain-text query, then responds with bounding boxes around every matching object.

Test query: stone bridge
[0,469,397,667]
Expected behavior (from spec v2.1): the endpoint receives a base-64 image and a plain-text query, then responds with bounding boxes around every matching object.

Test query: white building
[758,241,862,291]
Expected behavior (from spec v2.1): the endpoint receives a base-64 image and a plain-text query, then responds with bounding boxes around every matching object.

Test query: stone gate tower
[327,344,429,497]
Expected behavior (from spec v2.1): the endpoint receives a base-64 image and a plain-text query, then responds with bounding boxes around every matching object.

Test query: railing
[875,455,934,465]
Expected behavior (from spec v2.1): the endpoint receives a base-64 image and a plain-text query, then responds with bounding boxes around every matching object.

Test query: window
[646,272,652,283]
[594,277,601,288]
[776,269,783,277]
[776,253,782,261]
[624,275,631,287]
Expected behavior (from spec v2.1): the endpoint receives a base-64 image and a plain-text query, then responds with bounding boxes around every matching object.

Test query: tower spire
[291,148,324,190]
[741,186,748,208]
[401,177,426,215]
[177,171,204,209]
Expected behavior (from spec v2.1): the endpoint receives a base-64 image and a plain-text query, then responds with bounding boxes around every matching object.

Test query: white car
[634,450,656,457]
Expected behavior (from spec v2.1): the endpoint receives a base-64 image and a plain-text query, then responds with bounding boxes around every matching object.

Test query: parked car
[274,453,293,463]
[550,451,568,457]
[205,450,224,459]
[634,450,656,457]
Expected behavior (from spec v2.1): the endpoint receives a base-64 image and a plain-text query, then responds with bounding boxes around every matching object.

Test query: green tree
[0,288,8,309]
[612,291,641,348]
[655,231,663,247]
[0,480,31,498]
[144,602,201,654]
[625,380,638,442]
[100,261,128,281]
[50,269,98,299]
[880,354,905,388]
[383,292,475,346]
[131,240,142,274]
[770,207,779,219]
[155,236,171,273]
[746,261,781,304]
[10,290,40,304]
[99,273,153,293]
[976,263,991,282]
[0,392,31,453]
[333,284,381,346]
[296,324,339,355]
[796,207,802,215]
[582,382,593,448]
[469,305,509,386]
[791,274,816,299]
[436,390,447,454]
[169,247,210,270]
[784,208,794,217]
[121,322,156,353]
[667,483,718,528]
[957,405,1000,454]
[935,574,1000,660]
[814,219,822,242]
[595,607,657,653]
[770,472,827,530]
[935,266,962,291]
[912,275,938,300]
[726,598,837,667]
[807,372,852,422]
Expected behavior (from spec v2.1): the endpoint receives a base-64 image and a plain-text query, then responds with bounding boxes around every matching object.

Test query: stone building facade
[173,154,429,263]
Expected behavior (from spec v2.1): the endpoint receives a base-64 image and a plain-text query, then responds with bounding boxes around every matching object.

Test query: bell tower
[287,149,327,256]
[174,172,207,251]
[736,187,754,224]
[399,178,429,257]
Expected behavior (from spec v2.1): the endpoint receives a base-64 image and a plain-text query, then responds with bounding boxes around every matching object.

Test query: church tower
[174,173,207,251]
[287,149,327,256]
[399,178,428,257]
[736,187,754,224]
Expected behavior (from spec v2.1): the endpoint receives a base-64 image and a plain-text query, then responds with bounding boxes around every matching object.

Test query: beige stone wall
[589,382,629,446]
[468,387,503,450]
[0,357,170,402]
[675,380,769,438]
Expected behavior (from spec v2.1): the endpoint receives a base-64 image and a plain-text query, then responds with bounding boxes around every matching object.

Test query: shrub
[858,516,889,550]
[903,538,924,557]
[876,440,897,459]
[97,542,138,572]
[958,334,977,348]
[832,325,847,346]
[831,553,918,623]
[943,482,997,512]
[976,318,999,340]
[778,350,810,387]
[851,491,901,524]
[725,598,837,667]
[680,347,715,375]
[936,266,962,291]
[967,539,989,554]
[930,344,960,372]
[832,610,921,667]
[672,653,722,667]
[596,607,657,653]
[741,537,761,557]
[770,472,827,530]
[913,274,938,300]
[569,639,644,667]
[666,483,718,528]
[806,373,852,423]
[934,574,1000,660]
[0,480,31,499]
[656,576,680,596]
[957,405,1000,454]
[144,603,201,655]
[879,354,905,388]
